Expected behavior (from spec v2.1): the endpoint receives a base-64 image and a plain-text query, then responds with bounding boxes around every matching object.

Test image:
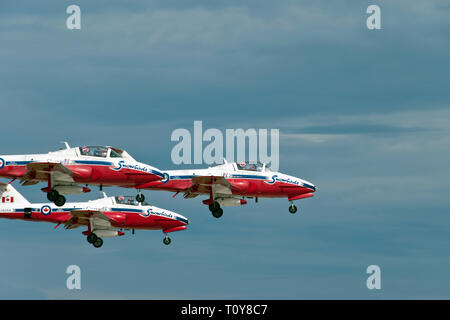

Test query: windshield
[115,196,149,206]
[236,162,266,172]
[79,146,108,158]
[110,149,122,158]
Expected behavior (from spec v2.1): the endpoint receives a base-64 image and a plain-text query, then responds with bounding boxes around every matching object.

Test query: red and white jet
[143,161,317,218]
[0,143,164,207]
[0,183,189,248]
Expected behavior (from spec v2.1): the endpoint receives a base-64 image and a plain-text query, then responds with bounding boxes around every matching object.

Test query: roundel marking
[161,173,170,184]
[0,158,5,169]
[41,205,52,216]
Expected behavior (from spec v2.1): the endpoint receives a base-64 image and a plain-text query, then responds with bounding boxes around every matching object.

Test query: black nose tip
[176,216,189,225]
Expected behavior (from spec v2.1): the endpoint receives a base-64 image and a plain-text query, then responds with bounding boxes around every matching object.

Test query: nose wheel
[289,204,298,214]
[208,201,223,218]
[136,191,145,203]
[163,235,171,245]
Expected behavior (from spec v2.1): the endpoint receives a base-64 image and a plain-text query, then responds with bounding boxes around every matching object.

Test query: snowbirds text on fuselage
[0,182,189,247]
[0,143,164,207]
[142,160,317,218]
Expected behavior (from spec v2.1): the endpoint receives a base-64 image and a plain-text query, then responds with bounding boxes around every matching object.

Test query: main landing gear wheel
[289,204,298,214]
[93,237,103,248]
[136,193,145,203]
[209,201,223,218]
[209,201,220,212]
[54,195,66,207]
[47,190,59,202]
[87,233,97,244]
[212,208,223,218]
[163,236,171,245]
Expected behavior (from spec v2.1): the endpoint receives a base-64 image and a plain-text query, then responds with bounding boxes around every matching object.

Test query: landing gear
[289,204,298,214]
[208,201,223,218]
[87,233,103,248]
[87,233,97,244]
[136,191,145,203]
[212,208,223,218]
[93,237,103,248]
[54,195,66,207]
[209,201,220,212]
[163,236,171,245]
[47,190,66,207]
[47,190,59,202]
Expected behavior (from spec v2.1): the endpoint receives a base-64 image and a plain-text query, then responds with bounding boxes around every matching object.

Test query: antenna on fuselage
[97,191,108,199]
[223,158,228,164]
[60,141,70,150]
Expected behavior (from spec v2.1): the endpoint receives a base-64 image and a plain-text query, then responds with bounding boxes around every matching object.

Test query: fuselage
[146,162,316,199]
[0,146,164,188]
[0,196,188,231]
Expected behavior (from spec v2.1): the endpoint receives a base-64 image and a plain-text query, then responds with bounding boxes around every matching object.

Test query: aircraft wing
[20,162,76,185]
[191,176,232,188]
[64,209,112,230]
[69,209,110,221]
[184,175,233,198]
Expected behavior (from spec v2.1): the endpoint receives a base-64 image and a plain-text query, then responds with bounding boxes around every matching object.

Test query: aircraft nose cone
[176,215,189,225]
[302,181,316,192]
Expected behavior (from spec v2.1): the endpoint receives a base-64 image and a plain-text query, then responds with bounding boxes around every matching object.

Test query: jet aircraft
[142,160,317,218]
[0,182,189,247]
[0,143,164,206]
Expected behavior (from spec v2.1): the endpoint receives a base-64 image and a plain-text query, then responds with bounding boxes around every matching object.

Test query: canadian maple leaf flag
[2,196,14,203]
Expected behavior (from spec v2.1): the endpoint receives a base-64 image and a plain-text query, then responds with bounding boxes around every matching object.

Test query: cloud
[287,124,426,135]
[1,0,449,125]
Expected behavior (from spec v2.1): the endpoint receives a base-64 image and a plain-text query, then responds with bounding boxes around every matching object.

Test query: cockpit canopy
[78,146,134,160]
[114,196,148,206]
[235,161,272,172]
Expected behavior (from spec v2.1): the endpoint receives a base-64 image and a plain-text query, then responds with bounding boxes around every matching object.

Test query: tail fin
[0,183,31,205]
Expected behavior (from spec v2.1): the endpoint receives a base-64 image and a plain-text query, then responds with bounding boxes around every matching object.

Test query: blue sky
[0,0,449,299]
